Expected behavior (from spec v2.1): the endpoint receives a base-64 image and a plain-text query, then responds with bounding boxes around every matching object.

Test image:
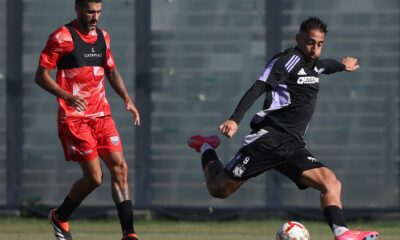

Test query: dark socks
[323,205,347,231]
[56,196,81,221]
[201,149,219,169]
[116,200,135,235]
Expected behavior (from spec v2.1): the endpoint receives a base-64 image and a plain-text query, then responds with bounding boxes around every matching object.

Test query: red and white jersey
[39,20,116,121]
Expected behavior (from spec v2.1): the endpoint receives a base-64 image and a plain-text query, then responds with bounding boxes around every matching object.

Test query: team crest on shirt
[314,66,325,74]
[110,136,119,145]
[233,164,246,177]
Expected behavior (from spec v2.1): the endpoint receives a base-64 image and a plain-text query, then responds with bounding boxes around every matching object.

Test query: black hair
[75,0,102,7]
[299,16,328,33]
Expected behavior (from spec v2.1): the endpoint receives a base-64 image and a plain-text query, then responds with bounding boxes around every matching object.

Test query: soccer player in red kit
[35,0,141,240]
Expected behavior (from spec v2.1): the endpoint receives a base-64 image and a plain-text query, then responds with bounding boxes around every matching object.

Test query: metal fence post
[6,0,23,209]
[134,0,152,209]
[265,0,283,208]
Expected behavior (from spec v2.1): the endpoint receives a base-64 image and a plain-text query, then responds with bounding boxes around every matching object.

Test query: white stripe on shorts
[242,129,269,146]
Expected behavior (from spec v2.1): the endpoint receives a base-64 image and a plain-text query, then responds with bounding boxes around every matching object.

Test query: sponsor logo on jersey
[314,66,325,74]
[297,76,319,84]
[84,47,103,58]
[110,136,119,145]
[297,68,307,76]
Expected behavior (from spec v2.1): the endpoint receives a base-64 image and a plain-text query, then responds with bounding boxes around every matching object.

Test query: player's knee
[88,173,103,188]
[323,175,341,193]
[208,185,231,199]
[209,189,229,199]
[119,162,129,176]
[332,178,341,192]
[113,162,128,182]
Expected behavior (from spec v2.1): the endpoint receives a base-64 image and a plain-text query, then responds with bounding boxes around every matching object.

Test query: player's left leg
[94,116,140,240]
[101,151,140,240]
[300,167,379,240]
[188,135,245,198]
[202,149,245,199]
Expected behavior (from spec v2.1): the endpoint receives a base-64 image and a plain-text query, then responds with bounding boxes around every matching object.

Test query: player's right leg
[49,158,103,240]
[48,209,73,240]
[69,158,104,201]
[52,120,103,240]
[57,119,103,202]
[188,135,244,198]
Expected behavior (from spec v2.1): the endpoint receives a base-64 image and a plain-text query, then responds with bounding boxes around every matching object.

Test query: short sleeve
[39,27,73,70]
[102,30,116,71]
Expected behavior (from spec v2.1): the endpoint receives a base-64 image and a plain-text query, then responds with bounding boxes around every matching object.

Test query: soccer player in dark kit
[35,0,141,239]
[188,17,379,240]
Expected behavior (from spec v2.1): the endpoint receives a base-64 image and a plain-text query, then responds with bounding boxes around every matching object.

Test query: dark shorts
[224,129,324,189]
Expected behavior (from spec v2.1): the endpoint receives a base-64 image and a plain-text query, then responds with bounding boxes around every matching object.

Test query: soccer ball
[276,221,310,240]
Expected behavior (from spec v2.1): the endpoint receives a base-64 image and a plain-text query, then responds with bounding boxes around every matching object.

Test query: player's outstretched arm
[106,68,140,126]
[342,57,360,72]
[220,80,267,138]
[219,120,238,138]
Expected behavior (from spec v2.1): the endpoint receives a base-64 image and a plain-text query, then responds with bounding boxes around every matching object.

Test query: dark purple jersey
[229,47,345,141]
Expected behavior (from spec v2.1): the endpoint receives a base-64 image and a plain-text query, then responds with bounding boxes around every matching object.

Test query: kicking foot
[335,229,379,240]
[188,135,221,152]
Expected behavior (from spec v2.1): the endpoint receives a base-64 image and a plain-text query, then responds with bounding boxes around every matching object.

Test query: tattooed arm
[106,68,140,126]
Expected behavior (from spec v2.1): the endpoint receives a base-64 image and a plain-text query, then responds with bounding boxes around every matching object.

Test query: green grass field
[0,217,399,240]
